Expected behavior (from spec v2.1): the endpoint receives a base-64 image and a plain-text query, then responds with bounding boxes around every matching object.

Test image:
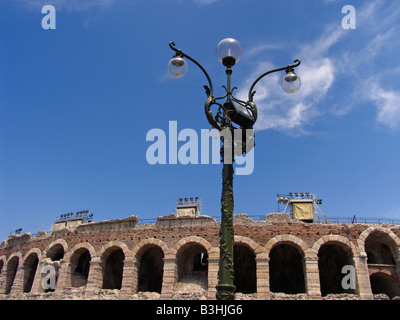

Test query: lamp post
[168,38,301,300]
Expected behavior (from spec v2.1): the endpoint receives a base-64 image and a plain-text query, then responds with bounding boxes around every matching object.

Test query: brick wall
[1,213,400,300]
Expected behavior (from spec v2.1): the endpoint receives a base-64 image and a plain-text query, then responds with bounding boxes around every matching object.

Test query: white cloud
[296,58,335,100]
[246,57,335,135]
[239,0,400,134]
[300,26,345,59]
[15,0,114,12]
[246,43,284,58]
[369,84,400,130]
[254,102,314,135]
[238,32,337,134]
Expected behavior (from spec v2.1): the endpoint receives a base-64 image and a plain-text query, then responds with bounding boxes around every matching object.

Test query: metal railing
[17,214,400,240]
[137,218,158,224]
[138,214,400,225]
[314,215,400,225]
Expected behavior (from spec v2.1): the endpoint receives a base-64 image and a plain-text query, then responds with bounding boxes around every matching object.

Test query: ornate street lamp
[168,38,301,300]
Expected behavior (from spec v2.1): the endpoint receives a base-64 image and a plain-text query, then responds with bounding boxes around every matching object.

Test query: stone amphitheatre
[1,199,400,300]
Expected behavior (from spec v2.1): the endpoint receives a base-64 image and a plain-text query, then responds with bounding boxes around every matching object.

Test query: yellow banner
[292,202,313,220]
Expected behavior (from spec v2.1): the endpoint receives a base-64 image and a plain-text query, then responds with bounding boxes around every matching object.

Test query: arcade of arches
[1,216,400,300]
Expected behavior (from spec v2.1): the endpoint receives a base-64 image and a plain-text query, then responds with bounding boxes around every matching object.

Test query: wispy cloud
[246,43,284,58]
[15,0,114,12]
[368,84,400,131]
[194,0,219,4]
[238,27,339,135]
[240,0,400,135]
[338,0,400,131]
[161,0,220,5]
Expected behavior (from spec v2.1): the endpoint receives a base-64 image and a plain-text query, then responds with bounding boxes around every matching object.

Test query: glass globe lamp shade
[216,38,242,67]
[168,56,188,78]
[281,70,301,93]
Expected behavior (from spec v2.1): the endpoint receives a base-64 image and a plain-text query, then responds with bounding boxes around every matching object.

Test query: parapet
[156,213,218,228]
[76,215,139,233]
[1,233,32,248]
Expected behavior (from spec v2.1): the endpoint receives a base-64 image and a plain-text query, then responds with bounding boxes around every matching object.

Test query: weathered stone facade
[1,213,400,300]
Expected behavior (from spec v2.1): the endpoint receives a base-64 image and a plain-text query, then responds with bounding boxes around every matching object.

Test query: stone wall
[1,213,400,300]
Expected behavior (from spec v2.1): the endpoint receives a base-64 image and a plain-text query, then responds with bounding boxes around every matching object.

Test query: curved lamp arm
[169,42,214,97]
[169,42,300,132]
[248,59,301,101]
[170,41,224,130]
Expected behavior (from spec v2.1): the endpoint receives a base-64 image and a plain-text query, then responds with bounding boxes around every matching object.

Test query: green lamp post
[168,38,301,300]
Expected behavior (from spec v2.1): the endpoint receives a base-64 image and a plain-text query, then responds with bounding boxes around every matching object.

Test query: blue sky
[1,0,400,241]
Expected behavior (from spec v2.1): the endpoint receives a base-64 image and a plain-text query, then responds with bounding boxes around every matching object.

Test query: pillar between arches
[120,258,136,300]
[85,256,102,296]
[207,247,219,300]
[354,252,373,300]
[160,252,177,300]
[255,253,269,300]
[304,256,321,299]
[9,266,24,294]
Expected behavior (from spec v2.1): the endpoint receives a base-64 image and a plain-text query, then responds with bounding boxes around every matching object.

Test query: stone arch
[174,236,212,252]
[358,226,400,261]
[66,243,96,261]
[359,227,400,299]
[44,239,69,261]
[0,256,4,294]
[234,235,259,252]
[6,252,22,265]
[174,236,211,292]
[41,240,69,292]
[22,248,41,293]
[67,243,96,288]
[132,238,168,259]
[314,235,356,296]
[23,248,42,262]
[265,234,309,256]
[0,255,6,274]
[266,236,307,294]
[312,234,357,255]
[98,241,131,259]
[369,272,400,299]
[5,252,22,294]
[234,236,258,294]
[99,241,130,290]
[132,239,168,294]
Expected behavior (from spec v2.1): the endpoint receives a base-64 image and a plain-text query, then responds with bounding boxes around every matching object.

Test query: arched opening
[137,246,164,293]
[176,242,208,290]
[47,244,64,261]
[23,253,39,293]
[5,256,19,294]
[365,231,396,265]
[365,231,400,298]
[234,244,256,294]
[269,244,305,294]
[318,243,355,296]
[370,272,400,299]
[102,248,124,290]
[70,248,91,288]
[44,243,65,292]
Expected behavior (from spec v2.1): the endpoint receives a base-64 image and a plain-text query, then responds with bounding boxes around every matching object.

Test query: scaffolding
[277,193,327,223]
[176,197,203,217]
